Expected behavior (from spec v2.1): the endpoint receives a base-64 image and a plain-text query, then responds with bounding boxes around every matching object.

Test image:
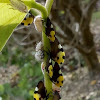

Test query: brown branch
[80,0,98,47]
[67,0,82,22]
[84,0,98,24]
[51,7,93,55]
[51,0,100,72]
[79,0,100,71]
[59,0,82,23]
[57,31,91,55]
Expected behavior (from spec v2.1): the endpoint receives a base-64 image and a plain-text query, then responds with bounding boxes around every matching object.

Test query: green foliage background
[0,43,43,100]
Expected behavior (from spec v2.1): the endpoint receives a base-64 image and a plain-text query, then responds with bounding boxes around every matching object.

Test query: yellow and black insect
[46,60,64,88]
[49,39,65,65]
[54,44,65,65]
[46,59,53,78]
[45,18,56,42]
[51,62,64,87]
[33,81,47,100]
[45,18,65,64]
[21,11,34,26]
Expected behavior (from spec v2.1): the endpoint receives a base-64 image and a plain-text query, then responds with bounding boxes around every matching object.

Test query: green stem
[42,25,53,100]
[29,8,40,16]
[42,0,54,100]
[24,0,54,99]
[45,0,54,16]
[23,1,48,18]
[44,70,52,99]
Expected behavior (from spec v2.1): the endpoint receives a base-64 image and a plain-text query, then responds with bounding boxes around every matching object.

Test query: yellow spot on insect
[55,51,65,64]
[48,31,55,42]
[55,75,64,87]
[33,93,41,100]
[48,65,53,78]
[21,17,33,26]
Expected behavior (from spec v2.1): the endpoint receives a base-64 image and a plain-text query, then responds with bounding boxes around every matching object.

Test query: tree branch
[60,0,82,23]
[84,0,98,24]
[23,1,48,18]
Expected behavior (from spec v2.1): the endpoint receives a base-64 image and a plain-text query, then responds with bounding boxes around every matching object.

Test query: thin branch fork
[80,0,98,47]
[57,31,93,55]
[84,0,98,23]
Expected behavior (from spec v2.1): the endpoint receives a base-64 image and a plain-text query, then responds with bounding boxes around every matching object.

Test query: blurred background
[0,0,100,100]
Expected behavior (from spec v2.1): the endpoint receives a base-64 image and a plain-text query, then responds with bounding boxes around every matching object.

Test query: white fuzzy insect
[34,15,43,32]
[35,50,44,61]
[10,0,28,13]
[35,41,44,61]
[36,41,43,52]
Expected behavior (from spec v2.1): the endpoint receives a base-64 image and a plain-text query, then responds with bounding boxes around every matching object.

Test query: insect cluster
[21,11,65,100]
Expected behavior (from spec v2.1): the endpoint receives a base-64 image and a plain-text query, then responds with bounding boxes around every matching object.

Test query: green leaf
[0,0,10,3]
[0,0,32,3]
[0,3,26,51]
[0,84,5,95]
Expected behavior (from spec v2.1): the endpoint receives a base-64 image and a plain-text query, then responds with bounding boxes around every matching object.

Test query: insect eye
[60,62,62,64]
[21,23,24,25]
[60,48,63,52]
[49,34,52,37]
[24,18,26,20]
[57,57,59,60]
[29,15,32,17]
[49,62,52,65]
[62,56,65,59]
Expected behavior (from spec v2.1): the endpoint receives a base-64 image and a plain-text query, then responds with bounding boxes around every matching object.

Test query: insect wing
[21,11,34,26]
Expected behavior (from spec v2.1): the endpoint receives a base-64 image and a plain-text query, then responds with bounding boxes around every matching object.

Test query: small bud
[34,15,43,32]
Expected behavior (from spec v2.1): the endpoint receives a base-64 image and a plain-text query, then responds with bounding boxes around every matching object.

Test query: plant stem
[43,0,54,100]
[45,0,54,16]
[29,8,40,16]
[44,70,53,99]
[23,1,48,18]
[24,0,54,99]
[42,25,53,100]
